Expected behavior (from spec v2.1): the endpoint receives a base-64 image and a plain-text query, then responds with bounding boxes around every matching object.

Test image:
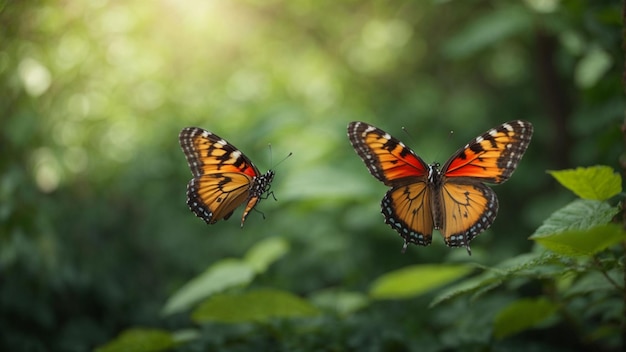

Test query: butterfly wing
[382,183,434,249]
[179,127,262,225]
[347,121,430,186]
[186,172,254,224]
[348,121,435,249]
[442,120,533,184]
[437,181,498,252]
[438,120,533,253]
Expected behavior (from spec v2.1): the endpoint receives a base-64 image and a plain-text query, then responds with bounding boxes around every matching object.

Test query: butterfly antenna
[272,151,293,170]
[466,244,472,256]
[401,126,415,144]
[266,143,292,169]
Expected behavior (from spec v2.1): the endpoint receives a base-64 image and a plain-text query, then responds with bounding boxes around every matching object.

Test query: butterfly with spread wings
[179,127,275,227]
[347,120,533,255]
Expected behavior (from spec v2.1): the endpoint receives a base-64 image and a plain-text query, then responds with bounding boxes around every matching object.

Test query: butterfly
[179,127,275,227]
[347,120,533,255]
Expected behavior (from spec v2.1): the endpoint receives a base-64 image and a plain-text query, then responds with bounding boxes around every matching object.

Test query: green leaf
[547,166,621,200]
[532,224,626,257]
[530,199,619,238]
[192,289,320,323]
[243,236,290,273]
[95,328,175,352]
[564,269,622,297]
[430,272,503,307]
[369,264,472,300]
[162,259,255,316]
[493,298,558,339]
[310,289,370,315]
[431,252,567,307]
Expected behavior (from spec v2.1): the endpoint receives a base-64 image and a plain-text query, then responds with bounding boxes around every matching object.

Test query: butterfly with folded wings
[179,127,275,227]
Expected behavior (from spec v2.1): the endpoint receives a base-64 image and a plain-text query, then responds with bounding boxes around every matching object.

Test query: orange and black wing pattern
[348,121,434,249]
[179,127,275,227]
[441,120,533,184]
[437,120,532,252]
[347,120,533,255]
[347,121,429,185]
[381,183,434,249]
[437,180,498,252]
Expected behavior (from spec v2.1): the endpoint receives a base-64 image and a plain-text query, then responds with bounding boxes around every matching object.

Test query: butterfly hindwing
[179,127,274,226]
[438,180,498,249]
[382,182,434,248]
[186,172,252,224]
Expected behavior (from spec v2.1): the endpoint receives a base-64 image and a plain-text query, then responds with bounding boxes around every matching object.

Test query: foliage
[1,0,624,351]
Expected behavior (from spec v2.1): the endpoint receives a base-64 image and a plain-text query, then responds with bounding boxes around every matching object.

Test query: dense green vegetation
[1,1,624,351]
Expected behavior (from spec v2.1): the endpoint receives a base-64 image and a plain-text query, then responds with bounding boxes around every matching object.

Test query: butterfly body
[179,127,274,227]
[348,120,533,254]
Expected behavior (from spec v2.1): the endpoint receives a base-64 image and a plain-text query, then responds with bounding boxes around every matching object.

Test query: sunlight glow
[524,0,560,13]
[226,69,269,102]
[348,18,415,74]
[32,148,62,193]
[18,58,52,96]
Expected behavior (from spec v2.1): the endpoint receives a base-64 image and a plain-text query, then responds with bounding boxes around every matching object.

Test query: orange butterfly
[179,127,275,227]
[347,120,533,255]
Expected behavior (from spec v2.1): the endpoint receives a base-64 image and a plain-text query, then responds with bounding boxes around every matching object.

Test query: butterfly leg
[252,207,267,220]
[261,190,277,202]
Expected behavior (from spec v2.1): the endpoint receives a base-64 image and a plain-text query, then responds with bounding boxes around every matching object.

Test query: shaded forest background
[1,0,624,351]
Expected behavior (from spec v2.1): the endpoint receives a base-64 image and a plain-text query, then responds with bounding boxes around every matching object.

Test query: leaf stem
[591,256,622,290]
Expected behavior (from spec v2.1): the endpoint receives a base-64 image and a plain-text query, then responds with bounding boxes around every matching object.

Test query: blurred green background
[1,0,623,351]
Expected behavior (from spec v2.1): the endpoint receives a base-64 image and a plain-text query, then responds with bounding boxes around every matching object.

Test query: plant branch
[591,256,622,291]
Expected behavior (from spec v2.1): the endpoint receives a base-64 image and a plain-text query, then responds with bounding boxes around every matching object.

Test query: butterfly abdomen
[240,170,276,227]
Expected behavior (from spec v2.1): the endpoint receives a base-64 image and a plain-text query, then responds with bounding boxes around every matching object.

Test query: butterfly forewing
[179,127,260,178]
[179,127,273,226]
[442,120,533,184]
[347,121,429,186]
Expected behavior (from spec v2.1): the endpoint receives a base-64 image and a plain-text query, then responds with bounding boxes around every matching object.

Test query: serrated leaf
[369,264,472,300]
[192,289,320,323]
[532,224,626,257]
[95,328,175,352]
[430,272,503,307]
[309,289,370,315]
[564,270,622,298]
[530,199,618,238]
[162,259,255,316]
[493,298,558,339]
[547,166,621,200]
[243,237,289,273]
[431,252,564,307]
